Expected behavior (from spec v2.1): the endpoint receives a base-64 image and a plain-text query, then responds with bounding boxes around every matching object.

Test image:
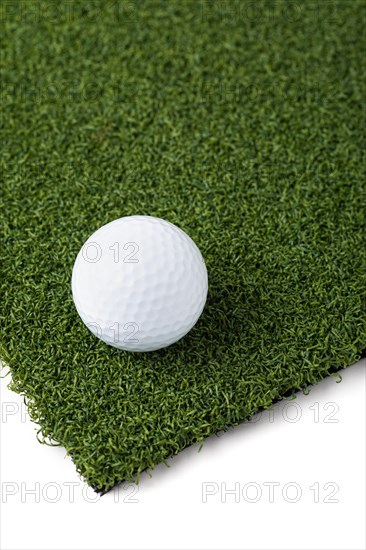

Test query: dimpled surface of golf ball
[71,216,208,352]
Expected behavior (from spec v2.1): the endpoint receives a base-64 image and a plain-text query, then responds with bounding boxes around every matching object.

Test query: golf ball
[71,216,208,352]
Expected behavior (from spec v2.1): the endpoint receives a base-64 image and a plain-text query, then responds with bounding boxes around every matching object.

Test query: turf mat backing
[1,0,365,492]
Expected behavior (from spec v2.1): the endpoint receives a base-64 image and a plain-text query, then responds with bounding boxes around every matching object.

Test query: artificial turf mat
[1,0,366,493]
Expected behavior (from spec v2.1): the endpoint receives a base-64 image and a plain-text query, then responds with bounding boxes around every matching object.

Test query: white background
[1,358,365,550]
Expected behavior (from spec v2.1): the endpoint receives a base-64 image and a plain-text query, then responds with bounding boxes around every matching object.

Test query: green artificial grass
[1,0,366,492]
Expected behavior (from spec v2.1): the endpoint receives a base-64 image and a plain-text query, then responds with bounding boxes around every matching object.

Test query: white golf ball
[71,216,208,352]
